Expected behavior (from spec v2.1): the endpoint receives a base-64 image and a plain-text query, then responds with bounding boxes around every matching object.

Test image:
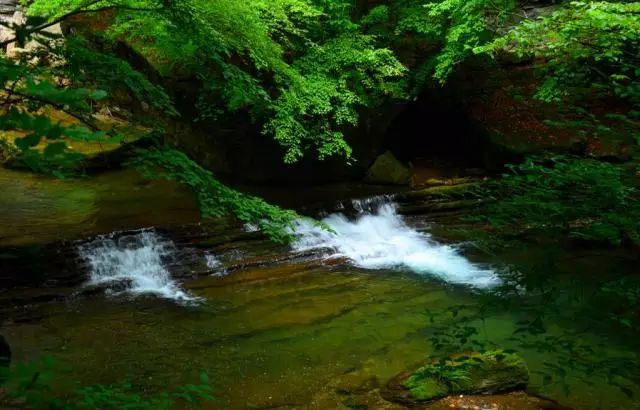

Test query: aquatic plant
[0,357,215,409]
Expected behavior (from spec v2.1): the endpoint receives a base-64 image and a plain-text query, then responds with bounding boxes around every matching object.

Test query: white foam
[204,251,229,277]
[291,201,499,288]
[79,231,198,303]
[204,251,221,269]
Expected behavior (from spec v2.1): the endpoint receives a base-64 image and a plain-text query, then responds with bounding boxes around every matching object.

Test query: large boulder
[365,151,411,185]
[383,350,529,405]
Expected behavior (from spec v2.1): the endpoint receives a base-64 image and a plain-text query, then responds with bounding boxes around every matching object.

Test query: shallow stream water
[1,169,639,409]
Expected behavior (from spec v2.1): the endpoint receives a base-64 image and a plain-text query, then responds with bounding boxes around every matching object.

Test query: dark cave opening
[383,93,489,169]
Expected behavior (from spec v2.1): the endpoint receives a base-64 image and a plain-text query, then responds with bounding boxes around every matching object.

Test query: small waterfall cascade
[292,198,499,288]
[78,230,198,302]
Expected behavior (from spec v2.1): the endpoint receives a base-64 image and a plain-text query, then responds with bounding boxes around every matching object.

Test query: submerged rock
[365,151,411,185]
[383,350,529,405]
[428,391,571,410]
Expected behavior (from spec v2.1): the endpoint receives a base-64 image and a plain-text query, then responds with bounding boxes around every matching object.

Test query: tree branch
[0,1,166,48]
[5,88,101,131]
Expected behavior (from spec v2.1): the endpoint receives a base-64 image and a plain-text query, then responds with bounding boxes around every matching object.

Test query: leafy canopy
[25,0,407,163]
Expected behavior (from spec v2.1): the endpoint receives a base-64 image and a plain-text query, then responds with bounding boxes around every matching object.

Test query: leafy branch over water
[470,155,640,246]
[128,147,307,243]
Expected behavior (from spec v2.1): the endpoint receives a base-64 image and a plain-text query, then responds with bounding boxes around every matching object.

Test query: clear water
[1,194,640,409]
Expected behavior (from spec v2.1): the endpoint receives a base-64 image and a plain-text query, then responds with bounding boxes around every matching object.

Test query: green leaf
[15,134,42,150]
[43,142,67,158]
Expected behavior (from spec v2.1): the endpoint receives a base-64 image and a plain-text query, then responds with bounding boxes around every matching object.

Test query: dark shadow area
[384,93,488,167]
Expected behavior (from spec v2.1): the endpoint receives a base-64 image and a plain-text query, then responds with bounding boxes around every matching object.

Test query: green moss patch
[402,350,529,402]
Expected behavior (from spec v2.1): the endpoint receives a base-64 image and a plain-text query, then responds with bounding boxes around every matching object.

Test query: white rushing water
[292,200,499,288]
[79,231,198,303]
[204,251,229,277]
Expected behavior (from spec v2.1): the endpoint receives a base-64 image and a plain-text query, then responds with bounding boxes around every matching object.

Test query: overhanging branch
[0,1,166,48]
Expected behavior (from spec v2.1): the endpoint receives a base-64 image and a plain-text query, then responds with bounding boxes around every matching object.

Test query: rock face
[364,151,411,185]
[0,0,17,41]
[383,350,529,405]
[0,335,10,384]
[0,0,21,56]
[0,0,16,20]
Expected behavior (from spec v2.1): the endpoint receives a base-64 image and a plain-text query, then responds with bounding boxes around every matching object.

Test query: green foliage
[0,357,215,409]
[361,5,390,27]
[386,0,515,87]
[75,378,214,409]
[414,0,513,83]
[267,34,406,163]
[0,57,113,175]
[479,1,640,105]
[61,38,176,115]
[26,0,406,162]
[476,155,640,245]
[601,278,640,328]
[419,261,640,400]
[5,0,344,238]
[128,147,303,243]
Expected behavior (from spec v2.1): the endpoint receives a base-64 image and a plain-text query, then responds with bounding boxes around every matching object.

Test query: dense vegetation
[474,155,640,246]
[0,0,639,241]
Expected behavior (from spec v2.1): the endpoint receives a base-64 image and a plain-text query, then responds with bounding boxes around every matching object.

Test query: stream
[1,168,640,409]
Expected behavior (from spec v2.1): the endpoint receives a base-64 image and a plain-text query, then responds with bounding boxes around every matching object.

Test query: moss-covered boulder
[383,350,529,405]
[364,151,411,185]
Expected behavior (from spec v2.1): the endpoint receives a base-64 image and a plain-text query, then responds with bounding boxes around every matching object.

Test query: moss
[396,183,477,201]
[364,151,411,185]
[402,350,529,402]
[403,377,448,401]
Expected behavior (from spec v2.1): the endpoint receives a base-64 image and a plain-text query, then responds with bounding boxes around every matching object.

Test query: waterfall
[291,199,499,288]
[78,230,198,303]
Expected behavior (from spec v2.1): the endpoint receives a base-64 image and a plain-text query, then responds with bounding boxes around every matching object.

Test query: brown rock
[427,391,571,410]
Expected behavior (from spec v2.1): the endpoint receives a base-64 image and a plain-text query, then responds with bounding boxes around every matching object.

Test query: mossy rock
[364,151,411,185]
[383,350,529,405]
